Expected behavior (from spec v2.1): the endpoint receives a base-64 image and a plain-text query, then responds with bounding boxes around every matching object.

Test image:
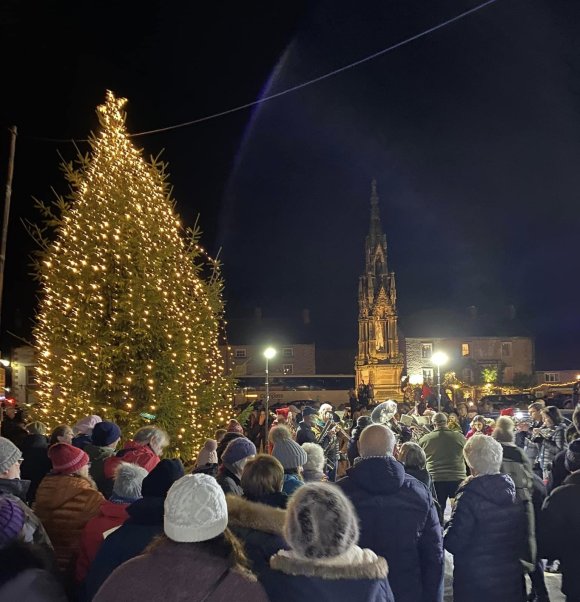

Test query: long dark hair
[542,406,563,426]
[49,425,70,446]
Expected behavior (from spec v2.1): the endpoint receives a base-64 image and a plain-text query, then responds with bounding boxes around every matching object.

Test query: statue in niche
[375,319,384,351]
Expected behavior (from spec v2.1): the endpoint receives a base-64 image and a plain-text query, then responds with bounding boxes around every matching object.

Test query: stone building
[355,181,404,400]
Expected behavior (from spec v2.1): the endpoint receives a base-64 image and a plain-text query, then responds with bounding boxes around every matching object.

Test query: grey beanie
[285,482,359,559]
[112,462,149,501]
[0,438,21,474]
[273,437,308,470]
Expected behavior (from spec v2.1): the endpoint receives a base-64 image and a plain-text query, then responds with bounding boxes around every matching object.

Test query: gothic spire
[369,178,383,241]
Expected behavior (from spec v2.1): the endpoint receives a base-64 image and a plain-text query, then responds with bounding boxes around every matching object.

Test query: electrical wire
[21,0,500,143]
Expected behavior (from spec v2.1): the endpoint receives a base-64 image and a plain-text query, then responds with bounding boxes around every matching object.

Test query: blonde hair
[241,454,284,499]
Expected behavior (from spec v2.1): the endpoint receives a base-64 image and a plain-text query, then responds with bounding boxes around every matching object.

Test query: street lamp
[431,351,449,412]
[263,347,277,444]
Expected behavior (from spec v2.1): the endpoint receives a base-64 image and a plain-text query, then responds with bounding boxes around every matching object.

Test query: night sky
[1,0,579,369]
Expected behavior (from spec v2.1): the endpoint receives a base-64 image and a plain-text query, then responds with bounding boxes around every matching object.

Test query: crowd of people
[0,398,577,602]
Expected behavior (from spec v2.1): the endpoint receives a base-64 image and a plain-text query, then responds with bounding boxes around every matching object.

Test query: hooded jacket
[103,441,159,481]
[539,470,580,599]
[337,456,443,602]
[85,444,116,498]
[33,474,104,572]
[93,539,269,602]
[444,473,527,602]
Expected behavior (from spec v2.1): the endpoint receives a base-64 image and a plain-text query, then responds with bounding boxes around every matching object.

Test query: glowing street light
[432,351,449,412]
[263,347,277,442]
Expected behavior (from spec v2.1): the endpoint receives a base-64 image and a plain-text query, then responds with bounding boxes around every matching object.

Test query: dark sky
[1,0,579,369]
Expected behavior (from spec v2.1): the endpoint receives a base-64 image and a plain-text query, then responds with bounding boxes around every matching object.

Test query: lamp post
[431,351,448,412]
[263,347,277,444]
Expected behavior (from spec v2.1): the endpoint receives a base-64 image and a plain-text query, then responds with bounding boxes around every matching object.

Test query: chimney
[302,308,311,325]
[467,305,477,319]
[254,307,262,321]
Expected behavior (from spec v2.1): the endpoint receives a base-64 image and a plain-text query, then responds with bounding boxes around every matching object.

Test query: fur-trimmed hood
[270,546,388,580]
[227,494,286,535]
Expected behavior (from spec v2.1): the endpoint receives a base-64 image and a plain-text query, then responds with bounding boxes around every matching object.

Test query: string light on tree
[32,91,234,459]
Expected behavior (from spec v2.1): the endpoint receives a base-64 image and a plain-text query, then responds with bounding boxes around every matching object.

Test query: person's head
[226,419,244,435]
[141,458,185,498]
[3,406,16,420]
[463,434,503,476]
[398,442,427,470]
[358,424,396,458]
[112,462,148,502]
[221,437,256,477]
[301,406,317,425]
[541,406,563,427]
[25,422,48,436]
[214,428,227,443]
[565,440,580,473]
[492,416,515,443]
[133,426,169,456]
[456,403,468,417]
[49,424,73,446]
[241,454,284,500]
[91,421,122,449]
[48,442,90,477]
[432,412,448,429]
[0,438,22,480]
[283,483,359,559]
[271,426,307,472]
[196,439,218,468]
[471,415,486,431]
[572,406,580,435]
[275,407,289,423]
[319,403,333,421]
[356,415,371,430]
[528,401,545,423]
[0,497,25,549]
[302,442,325,475]
[73,415,102,437]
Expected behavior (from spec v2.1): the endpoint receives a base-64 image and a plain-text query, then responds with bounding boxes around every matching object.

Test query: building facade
[223,343,316,377]
[534,369,580,385]
[355,181,404,400]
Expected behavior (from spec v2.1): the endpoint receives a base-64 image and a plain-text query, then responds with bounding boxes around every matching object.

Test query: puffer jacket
[534,424,566,479]
[75,500,129,584]
[33,474,104,573]
[337,456,443,602]
[85,444,116,498]
[103,442,159,481]
[444,473,527,602]
[282,473,303,496]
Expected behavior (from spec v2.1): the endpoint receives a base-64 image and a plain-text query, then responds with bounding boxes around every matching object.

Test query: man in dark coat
[539,469,580,602]
[337,424,443,602]
[547,439,580,493]
[296,406,318,445]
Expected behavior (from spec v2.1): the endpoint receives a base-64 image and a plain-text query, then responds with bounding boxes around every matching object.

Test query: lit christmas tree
[32,91,233,459]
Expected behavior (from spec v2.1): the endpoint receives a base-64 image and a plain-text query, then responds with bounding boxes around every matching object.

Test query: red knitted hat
[48,443,89,474]
[500,408,514,417]
[276,407,289,418]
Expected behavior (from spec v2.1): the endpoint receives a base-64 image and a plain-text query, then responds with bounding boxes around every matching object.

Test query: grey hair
[463,434,503,475]
[113,462,148,500]
[492,416,515,443]
[302,443,325,473]
[432,412,448,426]
[398,442,427,470]
[133,426,169,456]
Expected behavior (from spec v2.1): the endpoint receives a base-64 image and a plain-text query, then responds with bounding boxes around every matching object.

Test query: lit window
[421,343,433,359]
[501,342,512,357]
[544,373,559,383]
[461,343,470,356]
[282,348,294,358]
[234,349,247,359]
[27,367,38,387]
[422,368,433,381]
[283,364,294,375]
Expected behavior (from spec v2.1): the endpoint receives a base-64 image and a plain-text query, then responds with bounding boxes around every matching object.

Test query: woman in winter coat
[33,443,104,575]
[264,482,394,602]
[94,474,269,602]
[465,415,493,439]
[271,425,307,496]
[444,434,528,602]
[532,405,567,482]
[227,454,288,577]
[398,441,434,492]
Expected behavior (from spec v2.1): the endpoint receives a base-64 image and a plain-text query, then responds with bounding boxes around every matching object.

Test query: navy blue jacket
[337,456,443,602]
[444,474,527,602]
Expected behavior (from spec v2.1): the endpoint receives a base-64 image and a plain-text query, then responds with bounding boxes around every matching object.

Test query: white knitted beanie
[164,474,228,543]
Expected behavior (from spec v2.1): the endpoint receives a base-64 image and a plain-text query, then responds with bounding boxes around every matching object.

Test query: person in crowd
[49,425,74,446]
[76,462,148,584]
[419,412,467,514]
[82,458,184,601]
[444,434,528,602]
[533,405,567,482]
[296,406,318,445]
[338,424,443,602]
[466,415,493,438]
[302,442,327,482]
[264,482,394,602]
[565,406,579,444]
[93,474,269,602]
[1,405,28,449]
[216,431,243,463]
[548,438,580,493]
[347,415,371,466]
[20,422,51,504]
[85,421,122,497]
[214,428,227,444]
[397,441,436,496]
[227,454,288,577]
[0,437,52,546]
[103,426,168,486]
[271,426,307,496]
[216,437,256,496]
[192,438,218,476]
[518,401,546,477]
[0,497,66,601]
[226,418,244,434]
[72,416,102,450]
[455,403,471,436]
[539,469,580,602]
[34,443,104,574]
[447,413,463,434]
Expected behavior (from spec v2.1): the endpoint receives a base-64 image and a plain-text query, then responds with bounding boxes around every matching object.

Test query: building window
[422,368,433,382]
[462,368,474,383]
[234,349,247,359]
[501,342,512,357]
[282,347,294,358]
[544,372,559,383]
[421,343,433,359]
[283,364,294,375]
[27,367,38,387]
[461,343,470,356]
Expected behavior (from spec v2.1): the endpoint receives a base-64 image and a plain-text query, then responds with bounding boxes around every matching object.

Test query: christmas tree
[32,91,233,459]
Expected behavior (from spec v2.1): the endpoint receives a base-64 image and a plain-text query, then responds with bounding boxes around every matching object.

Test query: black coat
[546,448,569,493]
[444,474,527,602]
[296,422,316,445]
[20,434,51,504]
[539,470,580,599]
[337,456,443,602]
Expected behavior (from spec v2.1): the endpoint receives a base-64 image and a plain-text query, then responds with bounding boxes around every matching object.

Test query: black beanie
[141,459,185,497]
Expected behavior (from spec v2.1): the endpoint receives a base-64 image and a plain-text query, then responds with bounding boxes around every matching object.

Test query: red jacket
[103,441,160,479]
[76,500,129,583]
[466,425,493,439]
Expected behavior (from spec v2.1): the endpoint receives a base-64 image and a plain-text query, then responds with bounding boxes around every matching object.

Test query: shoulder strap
[199,568,230,602]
